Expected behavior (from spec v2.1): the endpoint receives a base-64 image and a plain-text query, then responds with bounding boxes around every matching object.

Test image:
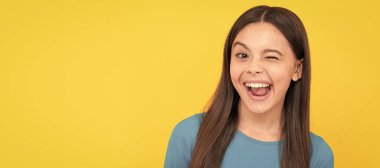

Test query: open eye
[235,53,248,59]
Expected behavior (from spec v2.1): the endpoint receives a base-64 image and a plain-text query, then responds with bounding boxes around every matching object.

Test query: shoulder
[171,112,205,140]
[310,132,334,168]
[164,112,205,168]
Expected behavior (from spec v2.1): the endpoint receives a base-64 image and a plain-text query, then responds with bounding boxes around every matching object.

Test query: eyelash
[235,53,279,60]
[266,56,279,60]
[236,53,248,59]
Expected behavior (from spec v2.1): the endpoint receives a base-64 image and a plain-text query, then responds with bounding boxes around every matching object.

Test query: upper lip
[243,80,272,85]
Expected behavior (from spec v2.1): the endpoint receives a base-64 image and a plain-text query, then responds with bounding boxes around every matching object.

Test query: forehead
[233,22,292,53]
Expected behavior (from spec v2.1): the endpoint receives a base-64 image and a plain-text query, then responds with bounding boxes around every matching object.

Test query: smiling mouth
[244,82,272,97]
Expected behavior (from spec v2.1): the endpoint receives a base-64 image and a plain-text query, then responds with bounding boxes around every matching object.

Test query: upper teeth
[245,83,270,88]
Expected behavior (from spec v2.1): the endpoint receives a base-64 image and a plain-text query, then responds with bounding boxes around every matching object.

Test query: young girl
[164,5,334,168]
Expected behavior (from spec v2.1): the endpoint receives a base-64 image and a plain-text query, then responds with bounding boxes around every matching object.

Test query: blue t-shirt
[164,112,334,168]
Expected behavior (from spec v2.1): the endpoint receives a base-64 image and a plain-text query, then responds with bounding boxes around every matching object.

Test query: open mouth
[244,82,272,100]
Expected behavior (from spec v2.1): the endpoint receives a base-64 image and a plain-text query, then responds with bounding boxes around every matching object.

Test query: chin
[247,106,271,114]
[240,99,273,115]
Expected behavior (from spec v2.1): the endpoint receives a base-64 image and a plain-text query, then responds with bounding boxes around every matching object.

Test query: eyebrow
[232,41,250,51]
[264,49,283,56]
[232,41,283,56]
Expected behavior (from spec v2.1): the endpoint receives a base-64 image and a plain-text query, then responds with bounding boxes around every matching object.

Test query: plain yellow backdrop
[0,0,379,167]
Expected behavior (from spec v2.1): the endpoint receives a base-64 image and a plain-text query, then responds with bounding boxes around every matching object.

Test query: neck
[237,100,285,141]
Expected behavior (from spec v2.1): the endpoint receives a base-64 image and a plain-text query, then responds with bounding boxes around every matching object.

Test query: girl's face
[230,22,303,115]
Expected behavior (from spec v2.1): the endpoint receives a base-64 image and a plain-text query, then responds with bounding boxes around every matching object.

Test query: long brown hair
[190,5,311,168]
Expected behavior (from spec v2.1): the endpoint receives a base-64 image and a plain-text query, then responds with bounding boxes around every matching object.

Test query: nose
[247,60,263,74]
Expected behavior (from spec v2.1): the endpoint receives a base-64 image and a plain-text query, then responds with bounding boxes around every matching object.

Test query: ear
[292,58,303,81]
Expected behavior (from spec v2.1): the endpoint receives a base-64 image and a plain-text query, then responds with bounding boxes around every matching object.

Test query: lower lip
[245,85,272,101]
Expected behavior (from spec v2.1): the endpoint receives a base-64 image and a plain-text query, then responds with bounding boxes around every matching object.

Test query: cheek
[267,65,294,90]
[230,62,244,83]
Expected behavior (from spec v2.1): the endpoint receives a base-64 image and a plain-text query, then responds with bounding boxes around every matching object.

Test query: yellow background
[1,0,379,167]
